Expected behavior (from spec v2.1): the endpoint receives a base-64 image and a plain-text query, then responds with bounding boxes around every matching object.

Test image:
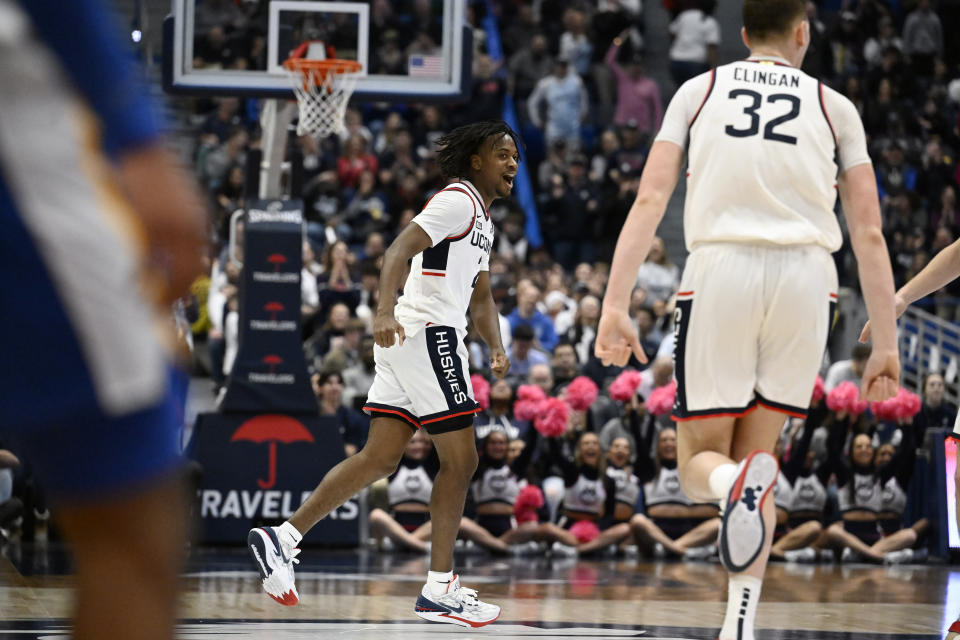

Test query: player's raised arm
[373,223,433,348]
[860,237,960,342]
[469,271,509,379]
[596,140,684,366]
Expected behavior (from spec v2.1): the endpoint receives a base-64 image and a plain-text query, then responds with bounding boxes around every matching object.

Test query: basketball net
[282,58,362,138]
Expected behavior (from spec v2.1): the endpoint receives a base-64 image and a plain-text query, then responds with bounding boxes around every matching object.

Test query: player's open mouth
[502,174,515,189]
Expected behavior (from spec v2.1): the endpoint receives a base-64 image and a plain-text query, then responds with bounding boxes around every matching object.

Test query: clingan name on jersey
[733,67,800,88]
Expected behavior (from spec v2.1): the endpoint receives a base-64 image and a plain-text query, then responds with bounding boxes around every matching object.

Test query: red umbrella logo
[231,414,315,489]
[262,354,283,374]
[267,253,287,272]
[264,301,285,321]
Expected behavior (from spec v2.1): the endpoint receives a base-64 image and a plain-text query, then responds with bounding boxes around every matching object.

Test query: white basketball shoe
[248,526,301,605]
[414,574,501,628]
[718,451,779,573]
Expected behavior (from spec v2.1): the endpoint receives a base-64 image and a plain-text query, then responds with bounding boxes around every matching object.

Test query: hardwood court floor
[0,543,955,639]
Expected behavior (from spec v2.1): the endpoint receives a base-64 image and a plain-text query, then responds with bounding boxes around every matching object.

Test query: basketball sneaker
[718,450,779,573]
[248,526,301,606]
[414,574,501,628]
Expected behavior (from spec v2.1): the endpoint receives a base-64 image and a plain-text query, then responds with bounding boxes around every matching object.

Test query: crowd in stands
[170,0,960,560]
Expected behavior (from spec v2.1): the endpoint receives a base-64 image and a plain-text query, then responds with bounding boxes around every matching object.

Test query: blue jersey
[0,0,168,430]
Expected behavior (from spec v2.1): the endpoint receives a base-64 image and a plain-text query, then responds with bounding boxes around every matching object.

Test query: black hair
[743,0,805,42]
[315,370,343,386]
[434,120,522,180]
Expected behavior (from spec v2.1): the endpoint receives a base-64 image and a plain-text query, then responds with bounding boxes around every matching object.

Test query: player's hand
[595,308,647,366]
[860,348,900,402]
[859,292,907,343]
[117,146,207,306]
[490,348,511,379]
[373,313,405,348]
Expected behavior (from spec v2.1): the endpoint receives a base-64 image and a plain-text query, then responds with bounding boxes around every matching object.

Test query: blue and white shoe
[414,574,500,628]
[247,526,301,606]
[719,451,778,573]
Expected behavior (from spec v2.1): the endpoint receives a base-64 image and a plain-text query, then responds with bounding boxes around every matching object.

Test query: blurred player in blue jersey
[0,1,206,639]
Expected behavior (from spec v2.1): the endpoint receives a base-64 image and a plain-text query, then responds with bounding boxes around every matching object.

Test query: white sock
[708,463,739,511]
[719,575,762,640]
[427,570,455,596]
[277,521,303,548]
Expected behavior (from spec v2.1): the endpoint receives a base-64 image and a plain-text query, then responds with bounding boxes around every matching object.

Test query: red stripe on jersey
[829,293,838,299]
[420,407,482,425]
[422,271,446,277]
[818,82,838,147]
[440,186,477,240]
[456,181,490,220]
[689,68,716,127]
[676,290,694,296]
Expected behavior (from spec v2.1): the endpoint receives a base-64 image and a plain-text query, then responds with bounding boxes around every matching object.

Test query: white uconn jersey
[395,180,493,335]
[656,56,871,251]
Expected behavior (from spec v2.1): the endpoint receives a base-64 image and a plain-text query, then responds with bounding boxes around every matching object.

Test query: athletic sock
[427,570,455,596]
[709,462,739,510]
[719,575,762,640]
[277,521,303,549]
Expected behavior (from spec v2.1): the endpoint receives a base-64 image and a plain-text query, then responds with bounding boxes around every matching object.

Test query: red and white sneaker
[248,526,300,605]
[414,574,501,628]
[719,451,779,573]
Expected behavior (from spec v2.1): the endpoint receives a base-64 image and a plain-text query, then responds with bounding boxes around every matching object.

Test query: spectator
[668,0,720,87]
[316,240,361,319]
[507,324,550,382]
[342,335,376,411]
[312,371,369,457]
[639,356,674,401]
[903,0,943,77]
[566,293,601,364]
[508,33,555,104]
[508,280,560,352]
[559,8,593,77]
[475,379,522,441]
[542,155,600,270]
[914,372,957,434]
[312,302,351,368]
[545,290,577,336]
[824,344,872,391]
[864,16,903,68]
[528,362,556,395]
[337,135,378,189]
[605,33,664,134]
[528,57,589,149]
[634,306,663,362]
[343,170,390,241]
[552,341,582,387]
[635,236,680,305]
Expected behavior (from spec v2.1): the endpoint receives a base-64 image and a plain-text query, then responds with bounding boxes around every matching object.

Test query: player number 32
[724,89,800,145]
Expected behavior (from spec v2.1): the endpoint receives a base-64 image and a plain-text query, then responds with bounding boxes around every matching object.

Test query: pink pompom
[647,380,677,415]
[850,396,869,417]
[514,485,545,523]
[534,397,570,437]
[565,376,599,411]
[811,376,825,404]
[894,387,923,420]
[471,374,491,411]
[870,396,898,422]
[514,384,547,421]
[569,519,600,544]
[826,381,860,413]
[609,370,643,402]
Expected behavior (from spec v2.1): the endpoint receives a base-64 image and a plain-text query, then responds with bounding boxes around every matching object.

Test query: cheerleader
[368,430,435,552]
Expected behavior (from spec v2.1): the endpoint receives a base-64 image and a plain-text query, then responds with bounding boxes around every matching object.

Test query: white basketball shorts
[671,243,837,421]
[364,324,480,434]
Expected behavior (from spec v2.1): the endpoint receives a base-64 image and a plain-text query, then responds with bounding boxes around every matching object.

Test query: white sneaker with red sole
[248,526,300,606]
[719,451,779,573]
[414,574,500,628]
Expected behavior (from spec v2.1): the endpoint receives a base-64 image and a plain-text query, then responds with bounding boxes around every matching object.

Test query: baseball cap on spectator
[545,290,568,312]
[513,324,535,342]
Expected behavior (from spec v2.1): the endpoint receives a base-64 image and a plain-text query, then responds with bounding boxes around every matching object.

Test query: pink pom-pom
[534,397,570,437]
[514,485,545,523]
[870,396,898,422]
[569,519,600,544]
[894,387,922,420]
[565,376,599,411]
[513,384,547,421]
[609,370,643,402]
[811,376,825,404]
[826,381,860,413]
[470,374,491,411]
[850,396,868,417]
[647,380,677,415]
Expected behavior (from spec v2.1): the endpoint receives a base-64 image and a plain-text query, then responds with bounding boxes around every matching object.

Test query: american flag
[408,54,444,77]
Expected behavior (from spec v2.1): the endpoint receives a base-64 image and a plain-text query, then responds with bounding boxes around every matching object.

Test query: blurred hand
[0,450,19,469]
[595,308,647,366]
[117,146,207,306]
[373,312,405,348]
[490,349,511,380]
[860,348,900,402]
[859,292,907,343]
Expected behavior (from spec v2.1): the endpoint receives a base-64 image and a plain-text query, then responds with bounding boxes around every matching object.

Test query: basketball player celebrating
[595,3,900,639]
[248,121,519,628]
[860,237,960,640]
